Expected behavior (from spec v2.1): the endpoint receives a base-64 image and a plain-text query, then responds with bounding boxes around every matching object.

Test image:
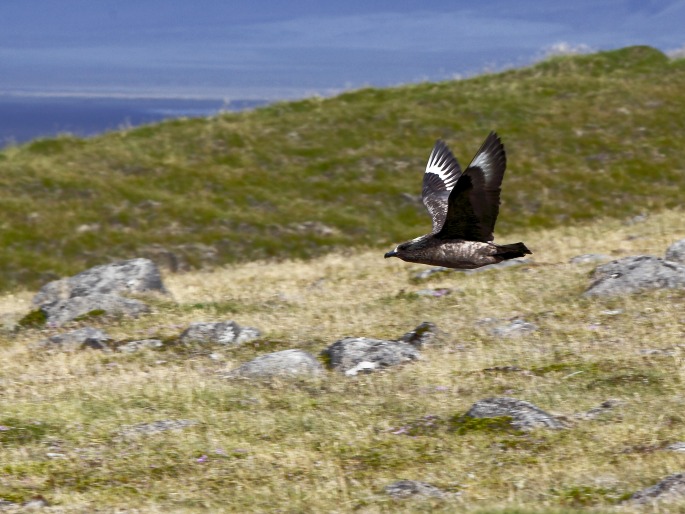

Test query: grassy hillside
[0,45,684,290]
[0,208,683,512]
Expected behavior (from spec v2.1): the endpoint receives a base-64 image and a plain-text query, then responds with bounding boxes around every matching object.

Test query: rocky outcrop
[39,293,149,327]
[465,397,565,431]
[28,258,166,326]
[584,255,685,297]
[323,337,420,376]
[224,349,323,379]
[32,258,168,305]
[178,321,261,345]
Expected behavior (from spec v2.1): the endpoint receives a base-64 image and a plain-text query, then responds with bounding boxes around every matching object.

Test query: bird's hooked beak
[384,249,398,259]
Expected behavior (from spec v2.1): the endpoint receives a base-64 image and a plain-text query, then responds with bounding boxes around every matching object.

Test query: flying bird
[384,132,531,269]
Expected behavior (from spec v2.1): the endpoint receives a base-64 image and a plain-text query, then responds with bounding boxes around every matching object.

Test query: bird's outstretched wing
[421,140,463,232]
[435,132,506,242]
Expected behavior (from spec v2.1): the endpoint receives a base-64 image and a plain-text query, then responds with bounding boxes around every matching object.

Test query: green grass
[0,46,684,290]
[0,208,683,512]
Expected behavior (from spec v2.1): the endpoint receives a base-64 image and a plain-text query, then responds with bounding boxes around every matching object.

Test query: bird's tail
[494,242,531,260]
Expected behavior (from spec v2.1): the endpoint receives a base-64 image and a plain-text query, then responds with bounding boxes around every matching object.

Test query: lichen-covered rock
[584,255,685,297]
[397,322,438,348]
[385,480,451,499]
[33,258,168,305]
[42,327,112,350]
[627,472,685,505]
[225,349,323,379]
[323,337,420,376]
[39,294,150,327]
[666,239,685,264]
[179,321,261,345]
[465,397,565,431]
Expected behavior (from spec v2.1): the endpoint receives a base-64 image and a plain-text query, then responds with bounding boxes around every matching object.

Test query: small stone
[624,213,648,225]
[385,480,450,499]
[397,322,438,348]
[576,399,624,420]
[666,239,685,264]
[569,253,610,264]
[224,349,323,379]
[20,496,50,510]
[666,442,685,452]
[116,339,164,353]
[40,327,112,350]
[600,309,623,316]
[45,452,66,459]
[323,337,420,375]
[628,472,685,504]
[117,419,198,439]
[179,321,261,346]
[465,397,565,431]
[478,318,538,339]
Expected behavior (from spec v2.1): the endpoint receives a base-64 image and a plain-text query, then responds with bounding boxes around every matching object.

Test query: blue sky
[1,0,684,100]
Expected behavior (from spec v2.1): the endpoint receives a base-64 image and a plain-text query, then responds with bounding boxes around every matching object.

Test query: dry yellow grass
[1,209,684,513]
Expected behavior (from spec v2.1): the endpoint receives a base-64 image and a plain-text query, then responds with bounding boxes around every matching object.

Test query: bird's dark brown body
[389,237,525,269]
[384,132,531,268]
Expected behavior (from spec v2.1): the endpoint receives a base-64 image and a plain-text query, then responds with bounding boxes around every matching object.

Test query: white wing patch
[425,145,459,189]
[469,151,494,180]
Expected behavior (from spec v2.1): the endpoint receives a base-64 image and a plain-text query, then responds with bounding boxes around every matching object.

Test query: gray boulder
[465,397,565,431]
[179,321,261,345]
[385,480,451,499]
[323,337,420,376]
[225,349,323,379]
[584,256,685,297]
[40,327,111,350]
[40,293,150,327]
[666,239,685,264]
[628,473,685,505]
[33,258,167,305]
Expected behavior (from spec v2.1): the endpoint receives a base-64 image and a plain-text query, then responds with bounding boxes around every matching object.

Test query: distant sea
[0,96,269,148]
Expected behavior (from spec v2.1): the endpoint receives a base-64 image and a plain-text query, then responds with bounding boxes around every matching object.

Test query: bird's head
[384,237,425,260]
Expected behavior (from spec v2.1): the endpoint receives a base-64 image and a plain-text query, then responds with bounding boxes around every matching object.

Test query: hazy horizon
[2,1,684,101]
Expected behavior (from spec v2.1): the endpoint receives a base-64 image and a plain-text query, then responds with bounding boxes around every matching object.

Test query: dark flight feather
[436,132,506,242]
